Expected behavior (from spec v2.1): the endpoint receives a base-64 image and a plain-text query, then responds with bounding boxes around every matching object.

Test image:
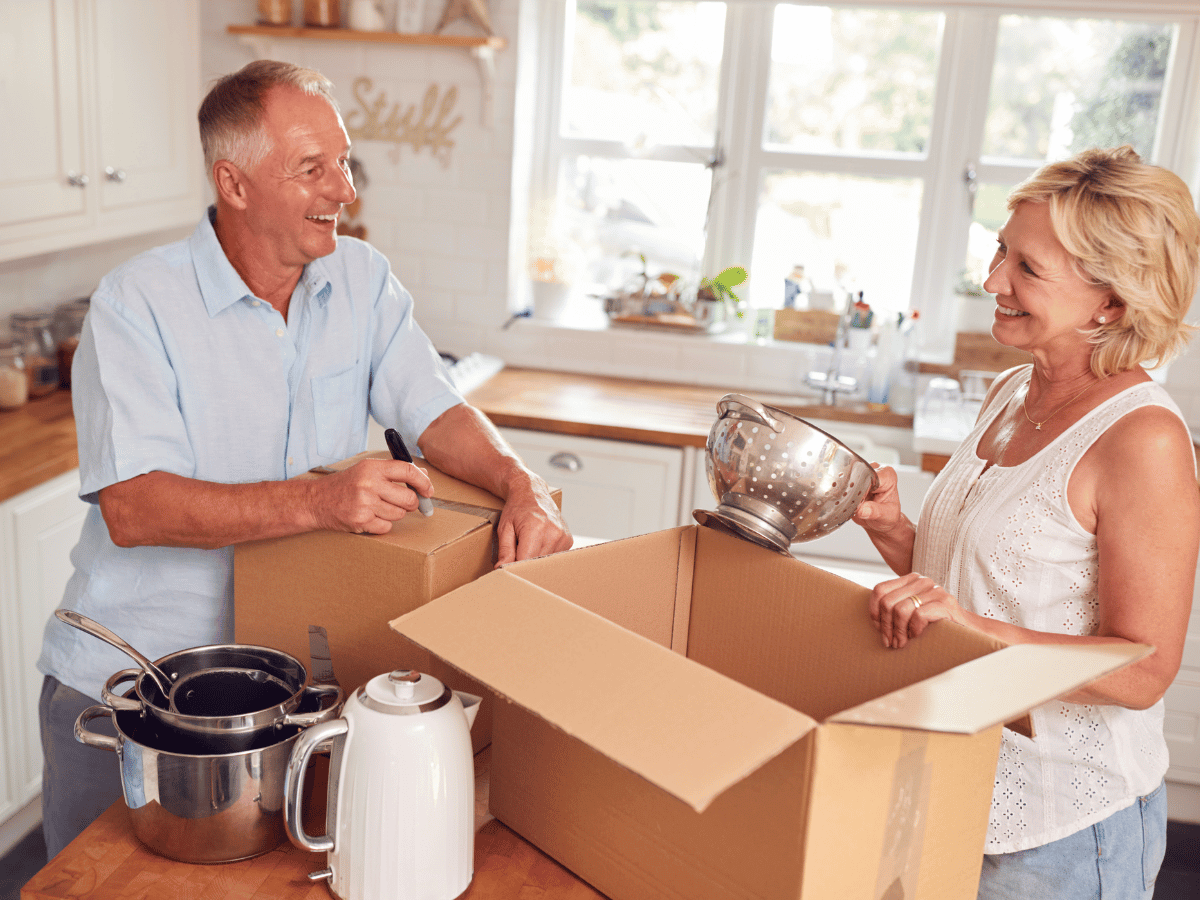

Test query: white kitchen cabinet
[0,471,88,854]
[500,428,684,544]
[0,0,203,263]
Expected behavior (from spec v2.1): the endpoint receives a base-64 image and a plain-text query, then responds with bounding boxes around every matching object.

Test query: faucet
[805,299,859,405]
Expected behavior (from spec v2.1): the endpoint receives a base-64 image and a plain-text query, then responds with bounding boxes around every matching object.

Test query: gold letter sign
[345,77,462,166]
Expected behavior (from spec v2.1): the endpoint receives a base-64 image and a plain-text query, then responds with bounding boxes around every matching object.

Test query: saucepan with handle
[57,609,342,749]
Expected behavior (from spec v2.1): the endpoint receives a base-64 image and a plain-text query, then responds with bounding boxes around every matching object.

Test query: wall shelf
[226,24,506,124]
[226,24,505,51]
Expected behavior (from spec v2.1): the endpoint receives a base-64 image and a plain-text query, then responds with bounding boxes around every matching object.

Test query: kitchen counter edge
[0,371,913,505]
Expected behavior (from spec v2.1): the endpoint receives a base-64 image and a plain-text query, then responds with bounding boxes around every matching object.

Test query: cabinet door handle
[66,172,89,188]
[104,166,127,183]
[549,452,582,473]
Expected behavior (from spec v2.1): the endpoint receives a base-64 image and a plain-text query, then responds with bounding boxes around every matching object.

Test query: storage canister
[53,298,89,388]
[9,310,59,397]
[0,339,28,410]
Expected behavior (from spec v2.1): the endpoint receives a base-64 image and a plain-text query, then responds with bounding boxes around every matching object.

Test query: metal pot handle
[284,717,349,853]
[281,683,343,727]
[101,669,144,712]
[716,393,784,433]
[74,705,120,752]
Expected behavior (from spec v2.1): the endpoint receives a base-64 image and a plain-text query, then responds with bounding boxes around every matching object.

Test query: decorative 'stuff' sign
[344,77,462,166]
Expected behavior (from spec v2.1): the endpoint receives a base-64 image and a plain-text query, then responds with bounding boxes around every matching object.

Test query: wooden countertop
[0,371,912,505]
[21,748,605,900]
[465,368,912,449]
[0,390,78,504]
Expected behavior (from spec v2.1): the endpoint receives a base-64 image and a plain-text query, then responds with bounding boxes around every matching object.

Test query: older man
[36,60,571,857]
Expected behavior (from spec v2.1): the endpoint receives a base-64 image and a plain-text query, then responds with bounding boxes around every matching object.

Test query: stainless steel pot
[101,644,341,749]
[75,704,304,863]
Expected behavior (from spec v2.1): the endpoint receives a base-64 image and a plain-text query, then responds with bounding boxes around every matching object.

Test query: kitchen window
[527,0,1200,359]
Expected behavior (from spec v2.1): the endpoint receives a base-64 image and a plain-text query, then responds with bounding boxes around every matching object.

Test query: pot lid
[360,669,451,715]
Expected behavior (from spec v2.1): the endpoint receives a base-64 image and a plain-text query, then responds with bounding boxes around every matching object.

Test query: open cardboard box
[235,451,560,752]
[390,524,1147,900]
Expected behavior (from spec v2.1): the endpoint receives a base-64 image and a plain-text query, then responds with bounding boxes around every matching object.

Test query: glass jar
[0,340,28,410]
[53,298,90,388]
[10,309,60,397]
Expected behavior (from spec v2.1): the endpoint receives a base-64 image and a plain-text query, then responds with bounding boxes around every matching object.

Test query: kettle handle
[283,717,348,853]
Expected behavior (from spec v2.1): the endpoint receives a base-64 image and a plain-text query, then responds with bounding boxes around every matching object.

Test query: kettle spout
[455,691,482,731]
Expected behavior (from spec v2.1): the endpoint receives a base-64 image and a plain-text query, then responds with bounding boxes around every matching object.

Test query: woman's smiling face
[982,200,1115,358]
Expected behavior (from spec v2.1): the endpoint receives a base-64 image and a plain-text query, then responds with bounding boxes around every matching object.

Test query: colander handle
[716,393,784,433]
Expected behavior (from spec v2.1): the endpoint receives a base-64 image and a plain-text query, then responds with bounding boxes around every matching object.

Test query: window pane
[563,1,725,146]
[750,172,923,314]
[983,17,1175,162]
[765,6,943,155]
[556,156,711,287]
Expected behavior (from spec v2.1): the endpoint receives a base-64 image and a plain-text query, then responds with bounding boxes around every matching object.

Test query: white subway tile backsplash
[423,189,491,227]
[425,254,488,293]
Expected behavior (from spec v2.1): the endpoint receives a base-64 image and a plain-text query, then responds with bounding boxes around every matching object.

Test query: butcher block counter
[0,389,78,504]
[21,748,607,900]
[0,370,912,505]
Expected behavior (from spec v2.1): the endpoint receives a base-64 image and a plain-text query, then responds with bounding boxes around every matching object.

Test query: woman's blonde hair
[1008,145,1200,376]
[198,60,339,188]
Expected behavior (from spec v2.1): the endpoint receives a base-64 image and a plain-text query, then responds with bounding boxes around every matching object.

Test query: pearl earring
[1097,316,1106,324]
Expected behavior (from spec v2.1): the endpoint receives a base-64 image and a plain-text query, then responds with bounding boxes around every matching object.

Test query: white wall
[2,0,1199,435]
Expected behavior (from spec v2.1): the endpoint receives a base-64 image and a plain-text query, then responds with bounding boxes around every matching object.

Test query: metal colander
[693,393,880,553]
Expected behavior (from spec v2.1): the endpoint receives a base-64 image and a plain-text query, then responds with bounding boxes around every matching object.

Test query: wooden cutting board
[21,749,607,900]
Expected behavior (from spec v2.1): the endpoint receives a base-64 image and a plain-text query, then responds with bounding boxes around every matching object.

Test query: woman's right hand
[851,464,918,575]
[852,464,904,535]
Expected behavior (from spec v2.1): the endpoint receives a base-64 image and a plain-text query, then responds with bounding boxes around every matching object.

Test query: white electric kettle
[284,670,481,900]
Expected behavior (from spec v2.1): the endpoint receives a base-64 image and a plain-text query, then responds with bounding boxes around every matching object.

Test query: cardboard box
[235,451,560,752]
[390,525,1147,900]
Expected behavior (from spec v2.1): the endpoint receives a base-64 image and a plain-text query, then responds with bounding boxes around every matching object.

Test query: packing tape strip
[874,732,932,900]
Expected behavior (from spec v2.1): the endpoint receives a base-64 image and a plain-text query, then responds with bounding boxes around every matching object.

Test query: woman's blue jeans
[977,781,1168,899]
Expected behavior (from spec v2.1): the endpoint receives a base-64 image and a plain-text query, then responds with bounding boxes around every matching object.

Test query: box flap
[391,570,817,813]
[829,642,1152,734]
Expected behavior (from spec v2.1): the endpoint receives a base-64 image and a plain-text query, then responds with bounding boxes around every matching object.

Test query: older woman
[854,145,1200,899]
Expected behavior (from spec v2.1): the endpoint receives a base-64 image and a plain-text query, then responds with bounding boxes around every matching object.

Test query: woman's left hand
[870,573,963,649]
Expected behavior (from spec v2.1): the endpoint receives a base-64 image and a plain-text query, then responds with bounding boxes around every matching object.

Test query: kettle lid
[360,669,452,715]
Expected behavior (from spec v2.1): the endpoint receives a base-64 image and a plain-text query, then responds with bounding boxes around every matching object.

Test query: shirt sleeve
[72,269,196,503]
[361,247,465,450]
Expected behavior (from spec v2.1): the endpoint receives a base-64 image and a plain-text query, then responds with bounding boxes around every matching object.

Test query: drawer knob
[66,172,89,188]
[549,452,582,473]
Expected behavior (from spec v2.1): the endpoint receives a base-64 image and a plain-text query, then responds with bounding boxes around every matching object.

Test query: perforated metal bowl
[693,393,879,553]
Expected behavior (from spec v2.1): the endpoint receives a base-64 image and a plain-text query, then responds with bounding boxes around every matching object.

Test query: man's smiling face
[240,85,356,271]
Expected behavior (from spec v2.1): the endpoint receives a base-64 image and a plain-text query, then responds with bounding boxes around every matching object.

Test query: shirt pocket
[311,365,361,459]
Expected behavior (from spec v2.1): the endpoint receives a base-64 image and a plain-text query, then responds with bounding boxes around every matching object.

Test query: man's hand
[416,403,574,566]
[493,476,573,567]
[307,458,434,535]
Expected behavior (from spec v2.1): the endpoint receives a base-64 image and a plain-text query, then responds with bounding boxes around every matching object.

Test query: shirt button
[288,457,294,466]
[251,300,261,307]
[275,328,285,337]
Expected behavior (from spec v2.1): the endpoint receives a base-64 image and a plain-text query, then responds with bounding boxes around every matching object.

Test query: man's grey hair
[198,60,340,187]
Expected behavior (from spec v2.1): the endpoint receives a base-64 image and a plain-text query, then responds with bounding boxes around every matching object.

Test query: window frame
[529,0,1200,361]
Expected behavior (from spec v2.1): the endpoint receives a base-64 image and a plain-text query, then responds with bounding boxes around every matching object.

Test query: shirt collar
[190,207,334,316]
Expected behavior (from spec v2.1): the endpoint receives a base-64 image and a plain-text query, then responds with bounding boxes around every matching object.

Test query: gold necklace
[1021,379,1101,431]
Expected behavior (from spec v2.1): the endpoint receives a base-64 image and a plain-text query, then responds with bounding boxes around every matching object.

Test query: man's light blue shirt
[38,209,464,700]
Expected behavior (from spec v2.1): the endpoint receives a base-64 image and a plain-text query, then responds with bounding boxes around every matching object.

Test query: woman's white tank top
[913,364,1191,853]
